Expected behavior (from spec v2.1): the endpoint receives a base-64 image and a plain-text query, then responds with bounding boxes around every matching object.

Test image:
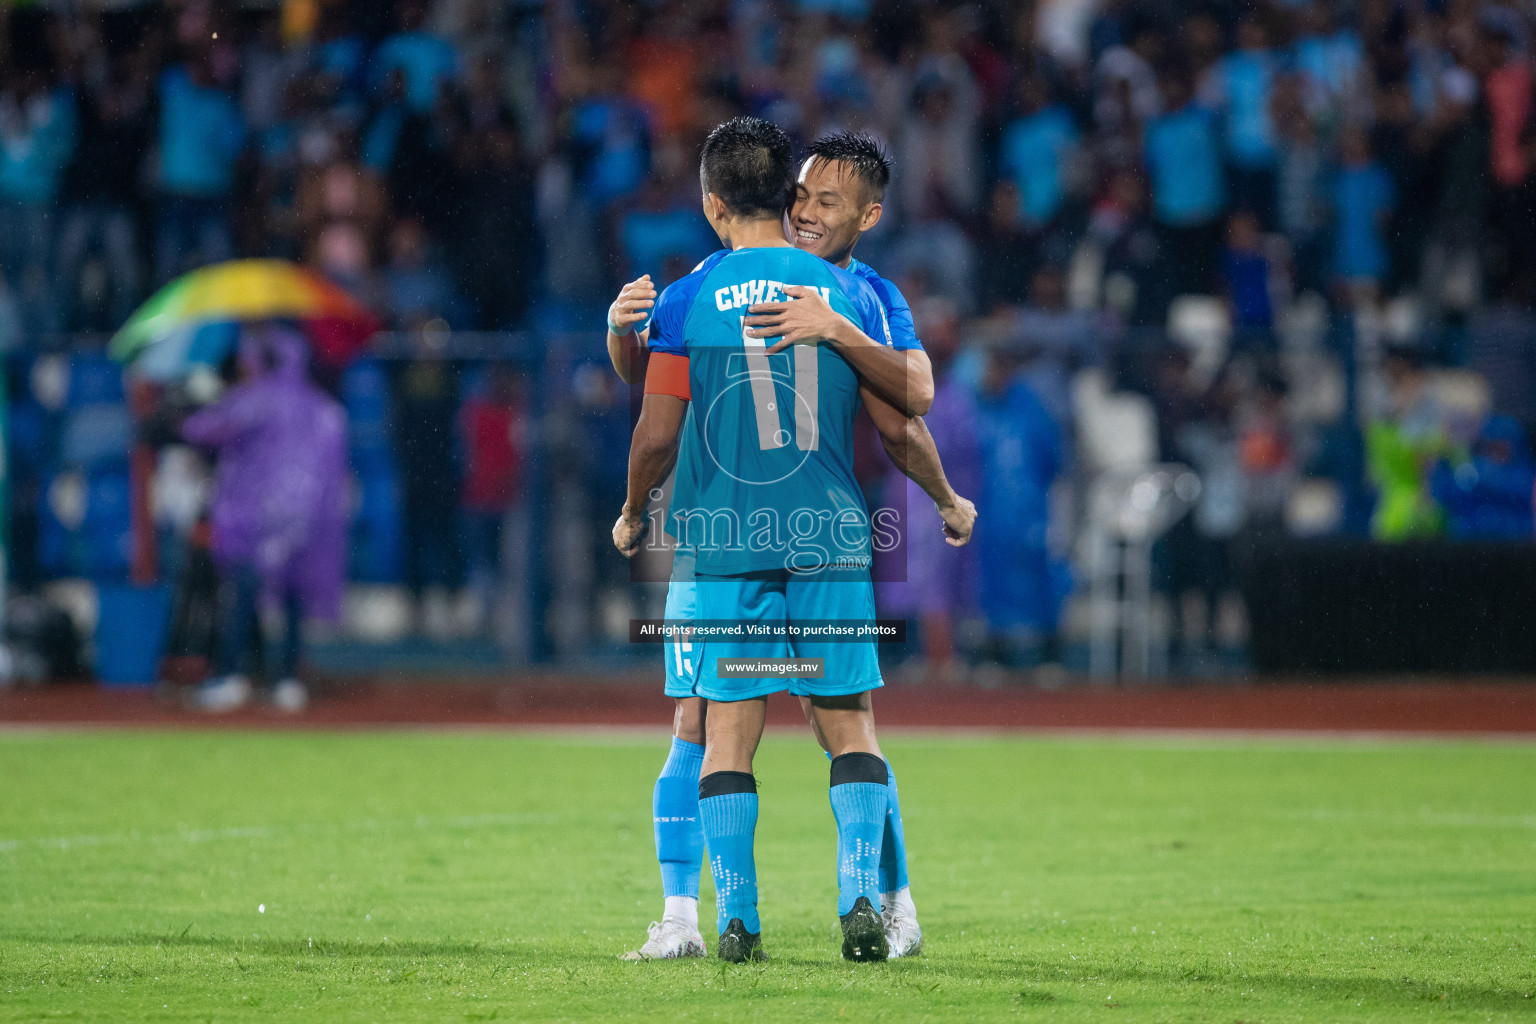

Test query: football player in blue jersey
[755,130,950,957]
[754,132,934,421]
[605,132,973,962]
[614,117,973,963]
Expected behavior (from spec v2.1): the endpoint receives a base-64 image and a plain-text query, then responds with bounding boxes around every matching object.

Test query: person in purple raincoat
[181,325,348,712]
[875,298,982,683]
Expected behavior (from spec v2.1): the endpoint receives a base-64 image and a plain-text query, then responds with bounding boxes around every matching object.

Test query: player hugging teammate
[606,118,977,963]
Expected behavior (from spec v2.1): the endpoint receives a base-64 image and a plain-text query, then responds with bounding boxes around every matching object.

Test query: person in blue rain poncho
[974,341,1066,665]
[1430,414,1536,539]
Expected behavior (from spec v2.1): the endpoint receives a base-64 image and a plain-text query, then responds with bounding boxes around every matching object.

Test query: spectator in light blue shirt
[155,55,245,282]
[620,195,715,290]
[1331,126,1395,288]
[0,75,76,206]
[0,68,77,336]
[314,4,368,109]
[1144,68,1226,294]
[158,63,244,199]
[569,82,652,209]
[370,1,459,113]
[1208,18,1281,227]
[974,346,1066,666]
[1145,72,1225,227]
[1293,1,1363,115]
[999,76,1080,231]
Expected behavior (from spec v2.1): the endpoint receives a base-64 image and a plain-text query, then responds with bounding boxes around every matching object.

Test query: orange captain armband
[643,351,691,401]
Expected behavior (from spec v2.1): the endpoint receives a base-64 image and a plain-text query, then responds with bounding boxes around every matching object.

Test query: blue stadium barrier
[34,464,131,581]
[6,396,51,476]
[340,358,398,479]
[340,358,393,442]
[66,354,125,408]
[82,467,132,580]
[35,472,74,579]
[95,583,172,687]
[61,402,131,468]
[349,469,404,583]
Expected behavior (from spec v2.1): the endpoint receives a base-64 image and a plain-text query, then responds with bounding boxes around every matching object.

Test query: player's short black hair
[699,116,795,220]
[807,131,892,204]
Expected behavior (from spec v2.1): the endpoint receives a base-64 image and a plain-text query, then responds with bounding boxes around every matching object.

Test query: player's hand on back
[608,275,656,336]
[745,284,850,354]
[937,494,977,548]
[612,506,649,558]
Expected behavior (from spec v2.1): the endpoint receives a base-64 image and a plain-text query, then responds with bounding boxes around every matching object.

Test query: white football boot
[272,678,309,712]
[882,887,923,958]
[621,897,707,960]
[187,675,252,713]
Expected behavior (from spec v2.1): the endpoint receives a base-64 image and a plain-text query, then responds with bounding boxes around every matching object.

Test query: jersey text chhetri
[713,280,832,312]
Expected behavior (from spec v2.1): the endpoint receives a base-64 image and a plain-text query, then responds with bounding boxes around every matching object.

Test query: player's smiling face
[790,157,881,268]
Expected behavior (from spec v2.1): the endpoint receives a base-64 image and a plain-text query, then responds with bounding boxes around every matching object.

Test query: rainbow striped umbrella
[109,259,379,377]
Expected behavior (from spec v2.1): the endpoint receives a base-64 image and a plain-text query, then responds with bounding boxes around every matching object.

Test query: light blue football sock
[831,749,910,896]
[879,762,910,894]
[654,737,705,899]
[829,754,890,916]
[699,775,760,934]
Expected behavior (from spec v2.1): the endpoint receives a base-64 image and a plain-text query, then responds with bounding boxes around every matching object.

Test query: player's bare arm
[614,392,686,557]
[606,274,656,385]
[743,286,935,416]
[862,385,977,547]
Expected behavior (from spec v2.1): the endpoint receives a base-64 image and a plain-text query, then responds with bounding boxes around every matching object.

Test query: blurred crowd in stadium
[6,0,1536,685]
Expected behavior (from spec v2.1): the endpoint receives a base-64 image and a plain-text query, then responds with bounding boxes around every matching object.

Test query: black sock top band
[829,752,888,787]
[699,770,757,799]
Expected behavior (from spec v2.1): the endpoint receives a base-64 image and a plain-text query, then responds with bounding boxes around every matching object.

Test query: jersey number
[741,319,819,451]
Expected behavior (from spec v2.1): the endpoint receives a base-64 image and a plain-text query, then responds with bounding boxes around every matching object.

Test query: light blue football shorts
[681,567,884,702]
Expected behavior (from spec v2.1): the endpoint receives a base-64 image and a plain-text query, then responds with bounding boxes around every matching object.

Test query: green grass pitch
[1,729,1533,1022]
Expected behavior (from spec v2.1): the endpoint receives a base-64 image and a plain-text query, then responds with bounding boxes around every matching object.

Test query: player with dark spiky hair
[803,130,892,196]
[607,121,974,963]
[740,130,956,958]
[748,132,930,418]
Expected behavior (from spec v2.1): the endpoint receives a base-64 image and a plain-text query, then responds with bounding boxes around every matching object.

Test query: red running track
[2,675,1535,734]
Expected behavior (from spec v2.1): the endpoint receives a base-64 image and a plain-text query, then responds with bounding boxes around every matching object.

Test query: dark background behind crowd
[7,0,1536,683]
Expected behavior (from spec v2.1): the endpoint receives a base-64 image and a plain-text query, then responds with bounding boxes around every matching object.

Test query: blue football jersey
[651,251,922,350]
[847,257,923,353]
[635,250,730,337]
[639,250,730,570]
[648,246,891,575]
